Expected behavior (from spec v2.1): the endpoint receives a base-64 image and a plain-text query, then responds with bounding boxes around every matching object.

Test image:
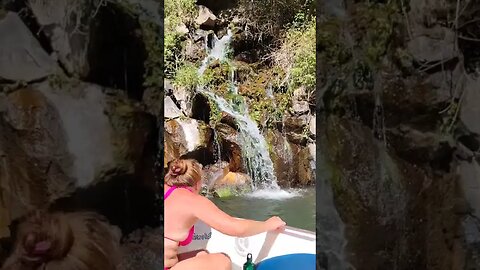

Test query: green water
[211,188,316,231]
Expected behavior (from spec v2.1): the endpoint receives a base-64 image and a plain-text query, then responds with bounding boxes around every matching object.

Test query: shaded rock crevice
[86,4,147,100]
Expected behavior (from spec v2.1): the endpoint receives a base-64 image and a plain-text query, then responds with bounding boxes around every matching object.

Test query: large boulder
[28,0,95,76]
[265,130,294,187]
[164,96,182,119]
[0,12,57,82]
[215,123,244,172]
[167,81,194,116]
[212,172,252,198]
[407,26,456,63]
[0,79,156,237]
[164,118,212,166]
[195,5,217,28]
[0,87,74,234]
[320,116,460,269]
[184,39,207,62]
[202,161,230,189]
[143,88,163,120]
[266,130,315,187]
[460,76,480,135]
[283,114,311,133]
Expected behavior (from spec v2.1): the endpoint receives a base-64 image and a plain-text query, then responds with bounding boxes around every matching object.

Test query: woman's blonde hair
[165,159,202,187]
[1,210,121,270]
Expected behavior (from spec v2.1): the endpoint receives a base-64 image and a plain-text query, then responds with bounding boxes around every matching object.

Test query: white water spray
[177,119,201,152]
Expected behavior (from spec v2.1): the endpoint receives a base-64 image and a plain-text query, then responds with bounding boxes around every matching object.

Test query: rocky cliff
[0,0,164,267]
[319,0,480,269]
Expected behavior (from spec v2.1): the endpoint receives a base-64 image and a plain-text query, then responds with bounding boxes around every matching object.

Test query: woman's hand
[264,216,286,231]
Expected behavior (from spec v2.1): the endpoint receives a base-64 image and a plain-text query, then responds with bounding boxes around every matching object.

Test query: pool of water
[210,188,316,231]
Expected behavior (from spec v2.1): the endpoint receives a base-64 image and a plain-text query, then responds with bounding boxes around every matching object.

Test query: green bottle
[243,253,255,270]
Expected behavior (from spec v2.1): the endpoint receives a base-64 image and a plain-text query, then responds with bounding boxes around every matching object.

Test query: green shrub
[164,0,197,77]
[289,19,316,91]
[273,17,316,90]
[165,0,196,30]
[164,32,182,77]
[350,2,399,66]
[141,20,163,88]
[236,0,315,43]
[173,63,200,90]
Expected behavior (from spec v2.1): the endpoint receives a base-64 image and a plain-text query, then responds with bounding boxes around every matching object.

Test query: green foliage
[236,0,315,43]
[164,0,197,78]
[288,19,316,91]
[202,61,233,91]
[317,20,351,66]
[351,2,400,66]
[164,32,182,78]
[208,98,222,126]
[140,20,163,88]
[165,0,196,30]
[238,69,293,127]
[173,63,199,90]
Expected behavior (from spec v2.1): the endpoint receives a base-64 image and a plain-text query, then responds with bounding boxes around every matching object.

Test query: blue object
[256,253,316,270]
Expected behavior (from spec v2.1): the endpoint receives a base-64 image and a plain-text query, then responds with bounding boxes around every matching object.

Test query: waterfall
[177,119,201,152]
[197,30,279,190]
[317,144,355,270]
[212,130,222,162]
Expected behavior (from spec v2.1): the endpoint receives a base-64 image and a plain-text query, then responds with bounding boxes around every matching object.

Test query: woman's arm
[189,194,285,237]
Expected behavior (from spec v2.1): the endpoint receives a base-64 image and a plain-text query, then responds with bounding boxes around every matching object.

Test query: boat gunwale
[283,225,315,236]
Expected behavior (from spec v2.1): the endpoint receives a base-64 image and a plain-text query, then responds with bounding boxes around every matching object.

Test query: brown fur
[1,210,121,270]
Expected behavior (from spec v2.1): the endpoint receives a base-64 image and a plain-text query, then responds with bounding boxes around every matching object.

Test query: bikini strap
[164,186,193,200]
[164,186,177,200]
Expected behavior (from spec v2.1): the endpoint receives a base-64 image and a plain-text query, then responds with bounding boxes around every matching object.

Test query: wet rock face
[266,130,315,188]
[0,0,163,266]
[457,160,480,268]
[0,87,74,234]
[407,26,457,63]
[163,118,214,166]
[27,0,95,77]
[215,123,244,172]
[320,117,460,270]
[319,0,480,265]
[0,80,157,238]
[119,227,164,270]
[0,12,57,82]
[86,4,148,100]
[460,77,480,135]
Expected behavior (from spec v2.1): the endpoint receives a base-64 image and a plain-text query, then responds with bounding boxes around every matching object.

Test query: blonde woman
[1,210,121,270]
[164,158,286,270]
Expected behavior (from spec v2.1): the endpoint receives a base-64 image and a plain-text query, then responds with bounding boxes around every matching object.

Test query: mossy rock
[213,187,234,198]
[212,185,252,198]
[203,60,232,88]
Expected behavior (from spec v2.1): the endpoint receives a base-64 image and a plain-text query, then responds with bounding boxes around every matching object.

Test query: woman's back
[164,185,200,268]
[164,186,198,242]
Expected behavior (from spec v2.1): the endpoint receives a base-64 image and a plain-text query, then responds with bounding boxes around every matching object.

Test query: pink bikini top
[164,186,194,246]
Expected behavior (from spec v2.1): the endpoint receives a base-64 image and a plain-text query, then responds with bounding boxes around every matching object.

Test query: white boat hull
[178,220,316,270]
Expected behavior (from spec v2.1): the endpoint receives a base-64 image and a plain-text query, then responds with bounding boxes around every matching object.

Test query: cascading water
[317,144,354,270]
[212,130,222,162]
[196,30,280,191]
[177,119,201,152]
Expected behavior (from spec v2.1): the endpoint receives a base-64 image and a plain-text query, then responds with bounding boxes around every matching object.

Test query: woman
[1,210,121,270]
[164,158,286,270]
